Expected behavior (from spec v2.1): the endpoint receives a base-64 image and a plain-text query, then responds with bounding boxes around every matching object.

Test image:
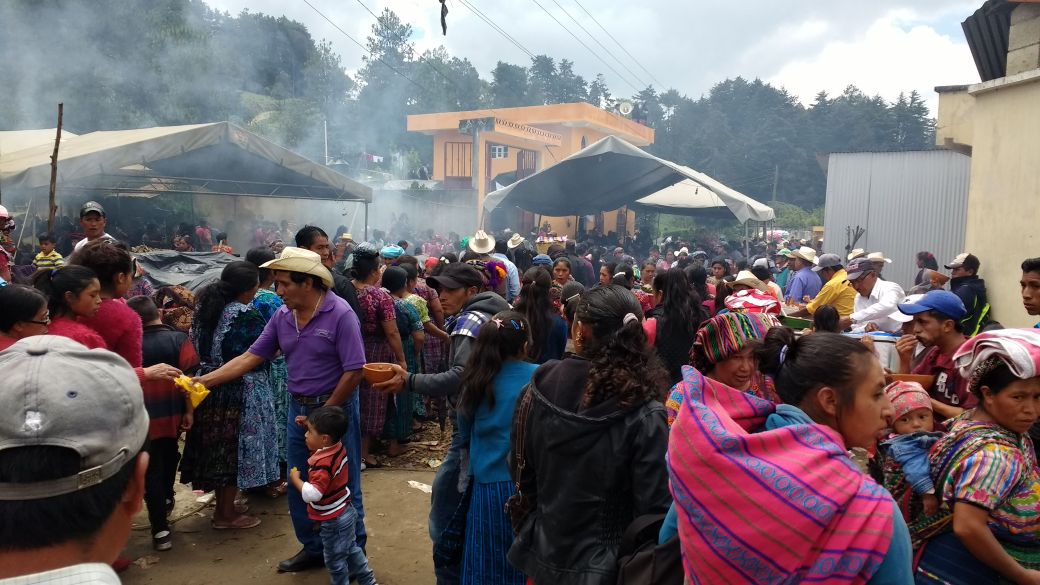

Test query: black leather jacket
[507,357,671,585]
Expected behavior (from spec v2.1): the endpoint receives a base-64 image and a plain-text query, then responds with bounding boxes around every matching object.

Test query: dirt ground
[122,468,438,585]
[121,420,454,585]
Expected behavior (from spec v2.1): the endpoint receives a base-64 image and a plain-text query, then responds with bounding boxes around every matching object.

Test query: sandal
[265,481,288,499]
[212,514,261,530]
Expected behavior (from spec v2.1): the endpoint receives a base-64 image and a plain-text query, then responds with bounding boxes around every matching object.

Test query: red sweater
[305,443,351,521]
[79,298,143,367]
[48,317,107,349]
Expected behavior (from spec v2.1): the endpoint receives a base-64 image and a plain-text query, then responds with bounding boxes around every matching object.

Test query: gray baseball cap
[0,336,148,500]
[812,253,842,272]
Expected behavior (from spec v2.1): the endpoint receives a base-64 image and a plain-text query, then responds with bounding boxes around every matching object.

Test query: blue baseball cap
[897,290,967,321]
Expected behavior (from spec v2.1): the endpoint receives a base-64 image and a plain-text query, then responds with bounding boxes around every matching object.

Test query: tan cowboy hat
[847,248,866,261]
[732,270,768,292]
[339,233,354,241]
[260,247,334,288]
[468,230,496,254]
[790,246,818,264]
[507,233,526,250]
[867,251,892,264]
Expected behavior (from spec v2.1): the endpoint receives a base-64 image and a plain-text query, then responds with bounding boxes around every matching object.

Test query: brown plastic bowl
[885,374,936,391]
[363,363,396,384]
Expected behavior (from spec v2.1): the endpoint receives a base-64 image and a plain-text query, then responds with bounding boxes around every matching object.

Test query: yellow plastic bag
[174,375,211,408]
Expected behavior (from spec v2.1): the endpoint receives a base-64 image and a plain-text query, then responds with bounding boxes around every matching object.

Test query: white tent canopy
[483,135,774,223]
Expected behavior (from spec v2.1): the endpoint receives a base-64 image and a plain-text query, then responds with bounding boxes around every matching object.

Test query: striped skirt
[461,480,525,585]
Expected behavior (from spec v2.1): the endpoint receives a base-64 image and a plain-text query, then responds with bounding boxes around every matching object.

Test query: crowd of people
[0,201,1038,585]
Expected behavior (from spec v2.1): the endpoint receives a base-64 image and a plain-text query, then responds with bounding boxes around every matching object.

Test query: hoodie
[507,357,671,585]
[409,291,509,406]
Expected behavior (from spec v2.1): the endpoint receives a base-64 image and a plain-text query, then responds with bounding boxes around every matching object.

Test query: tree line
[0,0,935,211]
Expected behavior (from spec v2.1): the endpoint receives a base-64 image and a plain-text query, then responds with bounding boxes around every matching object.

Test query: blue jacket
[880,432,942,495]
[457,360,539,483]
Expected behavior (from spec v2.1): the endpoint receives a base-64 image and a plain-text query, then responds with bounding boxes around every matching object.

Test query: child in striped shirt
[33,233,64,270]
[289,406,377,585]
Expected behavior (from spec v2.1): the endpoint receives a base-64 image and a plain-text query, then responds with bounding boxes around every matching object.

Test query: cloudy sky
[204,0,982,113]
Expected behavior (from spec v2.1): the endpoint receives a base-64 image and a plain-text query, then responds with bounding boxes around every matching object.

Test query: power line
[300,0,429,93]
[528,0,642,93]
[545,0,648,89]
[570,0,666,90]
[455,0,536,60]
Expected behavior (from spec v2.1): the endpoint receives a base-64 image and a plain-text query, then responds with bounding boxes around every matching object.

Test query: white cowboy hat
[790,246,818,264]
[507,233,526,250]
[732,270,768,292]
[847,248,866,261]
[867,252,892,264]
[468,230,496,254]
[260,247,334,288]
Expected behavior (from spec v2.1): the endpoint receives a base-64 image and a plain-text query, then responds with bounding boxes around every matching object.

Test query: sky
[203,0,983,114]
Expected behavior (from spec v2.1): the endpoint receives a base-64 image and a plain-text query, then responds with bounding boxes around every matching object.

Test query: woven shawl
[668,365,894,584]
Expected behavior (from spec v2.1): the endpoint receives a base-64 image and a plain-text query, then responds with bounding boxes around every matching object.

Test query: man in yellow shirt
[788,253,856,317]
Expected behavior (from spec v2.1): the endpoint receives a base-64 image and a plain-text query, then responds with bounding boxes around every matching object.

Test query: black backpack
[616,514,684,585]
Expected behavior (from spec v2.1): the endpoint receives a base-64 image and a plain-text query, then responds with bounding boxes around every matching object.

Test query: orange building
[407,102,654,238]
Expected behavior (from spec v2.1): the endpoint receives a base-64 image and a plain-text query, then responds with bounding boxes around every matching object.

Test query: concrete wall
[959,72,1040,327]
[1008,4,1040,76]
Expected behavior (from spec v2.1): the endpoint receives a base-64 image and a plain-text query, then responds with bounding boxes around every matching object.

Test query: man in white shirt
[73,201,114,253]
[839,257,906,333]
[0,337,149,584]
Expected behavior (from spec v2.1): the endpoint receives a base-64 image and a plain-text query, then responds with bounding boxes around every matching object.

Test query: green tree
[527,55,557,105]
[553,59,588,103]
[490,62,529,107]
[587,73,612,108]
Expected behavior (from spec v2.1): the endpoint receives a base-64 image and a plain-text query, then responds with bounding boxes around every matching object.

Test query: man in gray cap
[73,201,114,253]
[0,337,149,583]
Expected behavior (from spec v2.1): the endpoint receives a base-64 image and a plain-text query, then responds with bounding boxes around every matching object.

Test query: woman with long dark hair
[457,310,538,585]
[507,285,671,585]
[180,261,279,529]
[645,268,706,384]
[684,264,716,315]
[667,330,911,583]
[351,243,407,468]
[512,267,567,364]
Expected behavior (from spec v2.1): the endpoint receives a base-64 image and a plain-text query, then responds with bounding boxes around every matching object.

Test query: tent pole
[744,222,749,259]
[364,202,369,242]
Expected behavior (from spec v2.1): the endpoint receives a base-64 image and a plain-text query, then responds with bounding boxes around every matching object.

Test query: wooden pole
[47,103,64,234]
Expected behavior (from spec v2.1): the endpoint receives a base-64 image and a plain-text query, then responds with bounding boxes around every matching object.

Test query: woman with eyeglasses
[0,284,49,351]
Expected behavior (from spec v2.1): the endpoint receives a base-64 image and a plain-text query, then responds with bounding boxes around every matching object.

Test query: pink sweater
[79,298,143,367]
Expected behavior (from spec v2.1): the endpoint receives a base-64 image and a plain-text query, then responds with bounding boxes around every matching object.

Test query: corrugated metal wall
[823,151,972,291]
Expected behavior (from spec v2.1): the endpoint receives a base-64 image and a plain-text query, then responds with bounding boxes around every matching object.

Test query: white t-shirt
[73,233,113,252]
[0,563,120,584]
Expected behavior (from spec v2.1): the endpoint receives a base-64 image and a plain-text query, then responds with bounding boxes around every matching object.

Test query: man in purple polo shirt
[196,247,366,574]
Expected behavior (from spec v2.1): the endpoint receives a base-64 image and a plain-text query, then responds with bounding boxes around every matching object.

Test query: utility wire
[528,0,641,93]
[301,0,429,93]
[456,0,536,59]
[545,0,648,89]
[570,0,666,90]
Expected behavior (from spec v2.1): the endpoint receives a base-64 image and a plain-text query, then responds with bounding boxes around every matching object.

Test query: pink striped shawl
[668,365,894,584]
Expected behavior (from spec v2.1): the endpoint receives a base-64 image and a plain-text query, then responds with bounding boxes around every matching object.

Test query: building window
[490,144,509,159]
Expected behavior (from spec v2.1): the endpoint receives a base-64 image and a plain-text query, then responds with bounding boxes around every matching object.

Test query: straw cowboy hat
[867,251,892,264]
[847,248,866,261]
[732,270,768,292]
[507,233,526,250]
[790,246,818,264]
[260,247,334,288]
[468,230,496,254]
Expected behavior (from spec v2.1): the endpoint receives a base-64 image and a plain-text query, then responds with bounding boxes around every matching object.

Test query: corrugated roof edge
[935,84,972,93]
